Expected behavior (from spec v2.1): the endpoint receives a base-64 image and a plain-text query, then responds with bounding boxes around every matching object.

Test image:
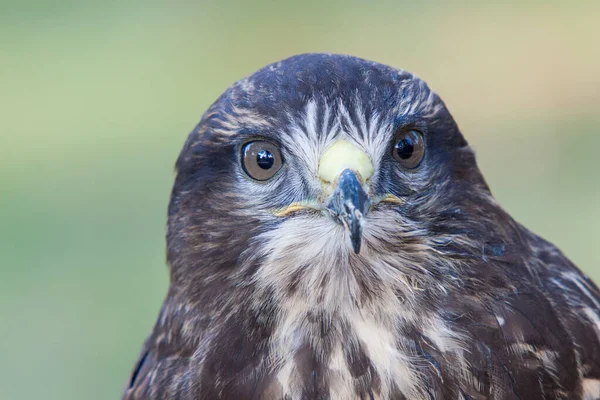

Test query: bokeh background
[1,1,598,399]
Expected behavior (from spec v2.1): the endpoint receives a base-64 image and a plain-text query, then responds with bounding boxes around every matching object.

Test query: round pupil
[395,137,414,160]
[256,149,275,169]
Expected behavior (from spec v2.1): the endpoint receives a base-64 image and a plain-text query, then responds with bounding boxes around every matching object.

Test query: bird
[123,53,600,400]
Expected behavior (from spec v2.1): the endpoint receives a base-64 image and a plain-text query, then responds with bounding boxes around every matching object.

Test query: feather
[123,54,600,400]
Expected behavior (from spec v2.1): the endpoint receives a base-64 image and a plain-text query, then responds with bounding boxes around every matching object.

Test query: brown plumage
[123,54,600,400]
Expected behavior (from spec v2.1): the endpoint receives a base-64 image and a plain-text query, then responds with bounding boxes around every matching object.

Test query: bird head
[166,53,501,307]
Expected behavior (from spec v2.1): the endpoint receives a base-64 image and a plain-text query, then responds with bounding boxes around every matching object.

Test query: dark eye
[392,129,425,169]
[242,140,283,181]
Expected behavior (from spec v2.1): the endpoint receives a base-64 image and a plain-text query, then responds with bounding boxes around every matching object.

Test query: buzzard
[123,54,600,399]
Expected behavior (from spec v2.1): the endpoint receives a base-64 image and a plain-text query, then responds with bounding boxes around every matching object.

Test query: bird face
[246,124,424,255]
[168,53,490,304]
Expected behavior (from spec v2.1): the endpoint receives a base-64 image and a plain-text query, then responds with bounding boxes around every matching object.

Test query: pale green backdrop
[1,1,598,399]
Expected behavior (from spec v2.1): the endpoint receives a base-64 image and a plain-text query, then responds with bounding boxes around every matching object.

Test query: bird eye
[241,140,283,181]
[392,129,425,169]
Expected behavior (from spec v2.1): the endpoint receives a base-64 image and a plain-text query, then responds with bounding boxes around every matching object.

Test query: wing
[122,298,278,400]
[122,298,199,400]
[420,233,600,400]
[122,334,199,400]
[123,340,155,400]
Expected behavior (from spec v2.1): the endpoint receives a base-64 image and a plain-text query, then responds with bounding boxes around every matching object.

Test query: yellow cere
[318,140,374,183]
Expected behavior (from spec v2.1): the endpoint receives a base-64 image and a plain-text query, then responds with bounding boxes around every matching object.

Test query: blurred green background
[1,1,598,399]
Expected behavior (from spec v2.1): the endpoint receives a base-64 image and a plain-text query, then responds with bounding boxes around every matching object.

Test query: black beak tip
[349,210,363,254]
[351,236,362,254]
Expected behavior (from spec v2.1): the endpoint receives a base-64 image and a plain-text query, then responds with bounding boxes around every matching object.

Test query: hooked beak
[274,140,401,254]
[326,169,371,254]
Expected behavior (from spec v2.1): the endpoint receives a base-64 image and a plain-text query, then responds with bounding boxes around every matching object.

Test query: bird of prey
[123,54,600,400]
